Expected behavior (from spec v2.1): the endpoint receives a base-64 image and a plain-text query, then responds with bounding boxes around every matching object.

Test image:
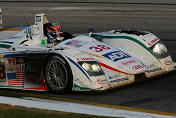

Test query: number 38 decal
[89,45,111,52]
[0,63,6,81]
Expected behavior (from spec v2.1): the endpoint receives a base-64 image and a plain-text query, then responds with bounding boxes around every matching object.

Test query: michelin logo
[110,77,129,83]
[147,67,162,73]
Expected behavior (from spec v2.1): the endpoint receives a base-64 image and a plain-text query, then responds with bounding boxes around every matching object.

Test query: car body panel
[88,30,175,78]
[0,12,175,92]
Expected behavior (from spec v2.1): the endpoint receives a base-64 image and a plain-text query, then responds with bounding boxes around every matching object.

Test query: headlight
[82,63,101,72]
[153,43,167,55]
[150,41,169,59]
[78,61,104,76]
[92,64,101,72]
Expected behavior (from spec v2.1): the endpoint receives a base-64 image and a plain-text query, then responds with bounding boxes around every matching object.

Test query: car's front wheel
[44,56,73,94]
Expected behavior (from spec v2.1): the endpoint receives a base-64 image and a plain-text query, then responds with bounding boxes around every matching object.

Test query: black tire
[44,56,73,94]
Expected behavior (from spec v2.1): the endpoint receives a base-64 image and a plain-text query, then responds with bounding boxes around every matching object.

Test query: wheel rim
[46,59,68,90]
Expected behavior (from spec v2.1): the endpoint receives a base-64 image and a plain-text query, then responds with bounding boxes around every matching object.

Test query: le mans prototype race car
[0,9,175,93]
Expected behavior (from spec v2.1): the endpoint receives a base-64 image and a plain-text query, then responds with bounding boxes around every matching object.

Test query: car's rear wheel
[44,56,73,94]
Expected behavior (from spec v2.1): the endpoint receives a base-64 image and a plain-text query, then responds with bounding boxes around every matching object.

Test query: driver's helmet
[47,25,63,41]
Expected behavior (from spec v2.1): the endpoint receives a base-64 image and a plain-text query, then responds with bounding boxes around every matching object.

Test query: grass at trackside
[0,104,120,118]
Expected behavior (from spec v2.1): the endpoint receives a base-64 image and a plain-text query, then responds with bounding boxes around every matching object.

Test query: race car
[0,9,175,93]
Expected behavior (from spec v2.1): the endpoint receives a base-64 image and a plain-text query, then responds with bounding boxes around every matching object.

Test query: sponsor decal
[7,58,16,66]
[65,40,82,48]
[77,57,95,61]
[17,58,24,63]
[89,45,111,52]
[109,74,121,79]
[132,65,144,70]
[121,60,137,66]
[41,40,45,45]
[36,16,41,22]
[7,60,24,86]
[7,73,23,86]
[97,79,107,84]
[102,50,131,62]
[0,63,6,82]
[110,77,129,83]
[165,60,173,65]
[147,67,162,73]
[148,38,159,45]
[17,64,24,72]
[146,64,155,69]
[7,58,17,72]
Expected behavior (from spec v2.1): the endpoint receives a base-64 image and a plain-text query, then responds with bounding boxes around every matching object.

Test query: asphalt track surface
[1,0,176,115]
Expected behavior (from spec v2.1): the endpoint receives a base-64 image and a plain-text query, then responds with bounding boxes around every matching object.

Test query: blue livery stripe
[66,56,91,82]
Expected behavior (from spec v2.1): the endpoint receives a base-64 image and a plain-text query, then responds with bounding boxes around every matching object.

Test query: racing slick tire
[44,56,73,94]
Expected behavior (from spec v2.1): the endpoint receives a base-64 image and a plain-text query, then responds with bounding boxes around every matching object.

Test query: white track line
[0,96,175,118]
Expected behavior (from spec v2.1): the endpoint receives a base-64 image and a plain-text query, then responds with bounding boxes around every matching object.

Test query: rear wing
[0,8,2,30]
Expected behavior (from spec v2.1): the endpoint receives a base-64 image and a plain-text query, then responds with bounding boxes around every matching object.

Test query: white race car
[0,10,175,93]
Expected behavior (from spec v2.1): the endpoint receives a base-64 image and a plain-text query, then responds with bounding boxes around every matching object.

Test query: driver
[47,25,64,44]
